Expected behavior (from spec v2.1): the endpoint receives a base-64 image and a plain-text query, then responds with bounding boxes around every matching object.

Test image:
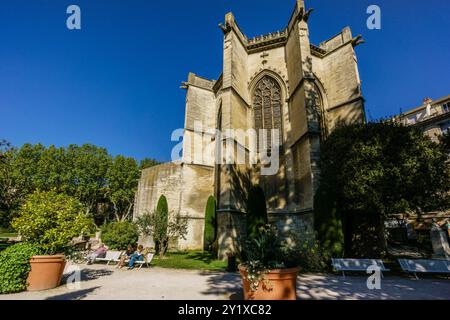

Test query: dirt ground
[1,263,449,300]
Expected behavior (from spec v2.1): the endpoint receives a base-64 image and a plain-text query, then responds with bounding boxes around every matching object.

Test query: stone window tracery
[252,76,282,148]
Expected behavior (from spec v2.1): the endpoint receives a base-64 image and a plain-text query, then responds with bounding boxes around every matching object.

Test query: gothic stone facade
[133,0,365,259]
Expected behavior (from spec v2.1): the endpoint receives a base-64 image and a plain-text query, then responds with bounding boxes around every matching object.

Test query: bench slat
[332,258,389,272]
[398,259,450,273]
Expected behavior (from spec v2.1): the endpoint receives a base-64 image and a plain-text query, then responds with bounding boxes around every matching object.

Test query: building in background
[396,95,450,142]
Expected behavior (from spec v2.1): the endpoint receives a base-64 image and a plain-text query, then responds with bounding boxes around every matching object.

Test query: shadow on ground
[201,271,450,300]
[297,274,450,300]
[199,271,243,299]
[45,287,101,300]
[61,267,113,285]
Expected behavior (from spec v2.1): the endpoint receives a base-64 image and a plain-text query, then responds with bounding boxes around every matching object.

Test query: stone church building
[133,0,365,258]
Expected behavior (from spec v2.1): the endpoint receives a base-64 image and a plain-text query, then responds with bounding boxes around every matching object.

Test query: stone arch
[249,73,286,149]
[249,69,288,103]
[249,71,288,211]
[246,185,268,238]
[310,75,329,139]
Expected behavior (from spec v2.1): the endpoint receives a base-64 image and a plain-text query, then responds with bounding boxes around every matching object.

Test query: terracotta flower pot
[239,265,299,300]
[27,255,66,291]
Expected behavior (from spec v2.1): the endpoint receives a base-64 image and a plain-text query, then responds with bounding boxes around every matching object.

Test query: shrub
[101,221,139,250]
[154,195,169,255]
[203,196,216,251]
[0,242,42,294]
[156,195,168,237]
[11,190,94,255]
[135,211,188,258]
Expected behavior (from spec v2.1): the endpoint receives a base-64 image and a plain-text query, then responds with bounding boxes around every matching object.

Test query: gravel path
[1,263,449,300]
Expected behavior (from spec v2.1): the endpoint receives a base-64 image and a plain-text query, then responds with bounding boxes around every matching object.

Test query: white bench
[398,259,450,279]
[134,253,155,270]
[113,252,155,270]
[94,251,122,265]
[332,258,390,278]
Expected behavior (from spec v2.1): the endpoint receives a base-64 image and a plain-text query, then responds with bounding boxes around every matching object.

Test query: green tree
[135,211,188,258]
[0,141,157,228]
[316,122,450,257]
[106,155,140,221]
[140,158,161,170]
[203,196,217,252]
[65,144,111,215]
[12,190,94,254]
[155,195,169,256]
[0,143,112,226]
[100,221,139,250]
[0,140,16,227]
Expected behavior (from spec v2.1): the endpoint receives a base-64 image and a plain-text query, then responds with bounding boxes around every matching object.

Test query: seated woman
[127,245,148,270]
[86,244,108,265]
[116,244,134,269]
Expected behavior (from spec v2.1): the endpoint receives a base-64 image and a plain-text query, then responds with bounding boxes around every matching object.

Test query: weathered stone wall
[133,162,183,248]
[178,164,214,250]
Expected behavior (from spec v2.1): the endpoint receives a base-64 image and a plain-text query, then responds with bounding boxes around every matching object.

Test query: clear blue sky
[1,0,449,162]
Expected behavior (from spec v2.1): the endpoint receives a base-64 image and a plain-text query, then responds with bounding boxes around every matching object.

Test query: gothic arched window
[252,76,283,149]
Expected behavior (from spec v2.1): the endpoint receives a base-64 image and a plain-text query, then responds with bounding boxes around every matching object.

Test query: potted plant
[11,190,94,291]
[238,225,300,300]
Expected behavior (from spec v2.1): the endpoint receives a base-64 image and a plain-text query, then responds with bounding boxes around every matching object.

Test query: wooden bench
[331,258,390,278]
[398,259,450,279]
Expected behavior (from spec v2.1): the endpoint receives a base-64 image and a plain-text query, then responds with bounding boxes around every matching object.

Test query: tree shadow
[184,251,216,265]
[297,274,450,300]
[199,271,242,300]
[61,268,113,284]
[45,287,100,300]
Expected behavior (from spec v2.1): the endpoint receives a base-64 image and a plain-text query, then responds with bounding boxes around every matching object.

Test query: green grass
[0,233,17,238]
[0,228,17,239]
[151,250,227,271]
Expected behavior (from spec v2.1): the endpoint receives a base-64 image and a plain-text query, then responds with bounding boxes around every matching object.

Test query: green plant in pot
[238,224,300,300]
[11,190,94,291]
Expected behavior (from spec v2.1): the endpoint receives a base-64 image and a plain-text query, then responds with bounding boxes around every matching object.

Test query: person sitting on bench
[127,245,147,270]
[86,244,108,265]
[116,244,135,269]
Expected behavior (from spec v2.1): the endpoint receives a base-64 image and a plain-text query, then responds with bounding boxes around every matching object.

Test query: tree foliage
[100,221,139,250]
[140,158,161,170]
[203,196,216,252]
[135,199,188,259]
[156,195,169,240]
[12,190,94,255]
[0,142,156,227]
[106,156,140,221]
[315,122,450,257]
